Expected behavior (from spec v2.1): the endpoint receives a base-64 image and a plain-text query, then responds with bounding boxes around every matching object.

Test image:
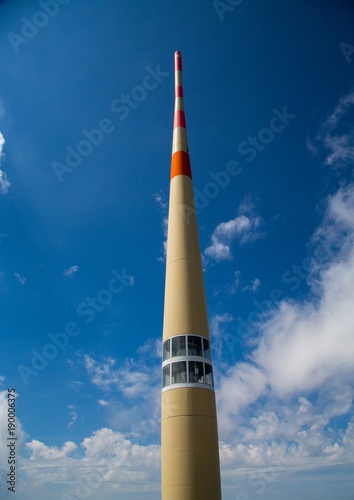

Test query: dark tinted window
[172,336,186,357]
[188,336,202,357]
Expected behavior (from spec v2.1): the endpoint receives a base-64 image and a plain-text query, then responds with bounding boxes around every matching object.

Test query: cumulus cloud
[21,428,160,498]
[0,132,10,194]
[252,185,354,396]
[204,198,264,262]
[63,265,79,278]
[216,183,354,473]
[215,92,354,477]
[26,440,77,460]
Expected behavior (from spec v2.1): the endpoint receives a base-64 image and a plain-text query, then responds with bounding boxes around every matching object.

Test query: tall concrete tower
[161,51,222,500]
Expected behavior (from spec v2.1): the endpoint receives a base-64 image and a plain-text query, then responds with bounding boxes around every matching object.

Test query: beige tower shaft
[161,51,222,500]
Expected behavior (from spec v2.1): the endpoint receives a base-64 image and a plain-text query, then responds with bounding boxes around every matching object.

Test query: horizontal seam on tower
[166,257,200,266]
[161,415,218,421]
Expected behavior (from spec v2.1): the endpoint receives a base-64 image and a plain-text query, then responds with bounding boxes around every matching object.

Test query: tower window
[172,336,186,357]
[163,339,170,361]
[162,364,171,387]
[205,364,214,386]
[203,338,211,360]
[172,361,187,384]
[188,335,202,357]
[188,361,204,383]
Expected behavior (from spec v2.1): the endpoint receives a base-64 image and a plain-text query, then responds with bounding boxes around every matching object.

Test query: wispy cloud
[83,350,161,439]
[67,405,79,429]
[154,191,168,262]
[309,90,354,167]
[210,312,234,358]
[242,277,261,293]
[213,270,241,298]
[137,338,162,359]
[153,190,168,211]
[14,273,26,285]
[63,265,79,278]
[204,198,264,263]
[0,132,10,195]
[83,355,157,399]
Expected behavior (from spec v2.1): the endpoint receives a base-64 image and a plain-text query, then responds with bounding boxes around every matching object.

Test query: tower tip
[174,51,182,73]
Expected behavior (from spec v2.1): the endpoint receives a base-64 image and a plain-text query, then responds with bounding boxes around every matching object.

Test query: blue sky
[0,0,354,498]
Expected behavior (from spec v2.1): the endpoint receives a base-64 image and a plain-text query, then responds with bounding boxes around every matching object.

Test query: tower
[161,51,222,500]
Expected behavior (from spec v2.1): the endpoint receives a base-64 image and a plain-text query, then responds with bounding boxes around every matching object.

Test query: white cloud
[204,199,264,262]
[310,90,354,167]
[83,354,160,400]
[67,405,79,429]
[83,355,118,388]
[153,191,168,263]
[21,428,160,498]
[63,265,79,278]
[211,313,234,338]
[213,270,241,297]
[14,272,26,285]
[26,440,77,460]
[216,183,354,475]
[83,353,161,439]
[70,380,84,391]
[0,376,4,386]
[0,171,10,194]
[251,185,354,397]
[0,132,10,195]
[153,190,167,211]
[242,277,261,293]
[210,313,234,359]
[154,191,169,262]
[97,399,109,407]
[212,94,354,479]
[137,338,162,359]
